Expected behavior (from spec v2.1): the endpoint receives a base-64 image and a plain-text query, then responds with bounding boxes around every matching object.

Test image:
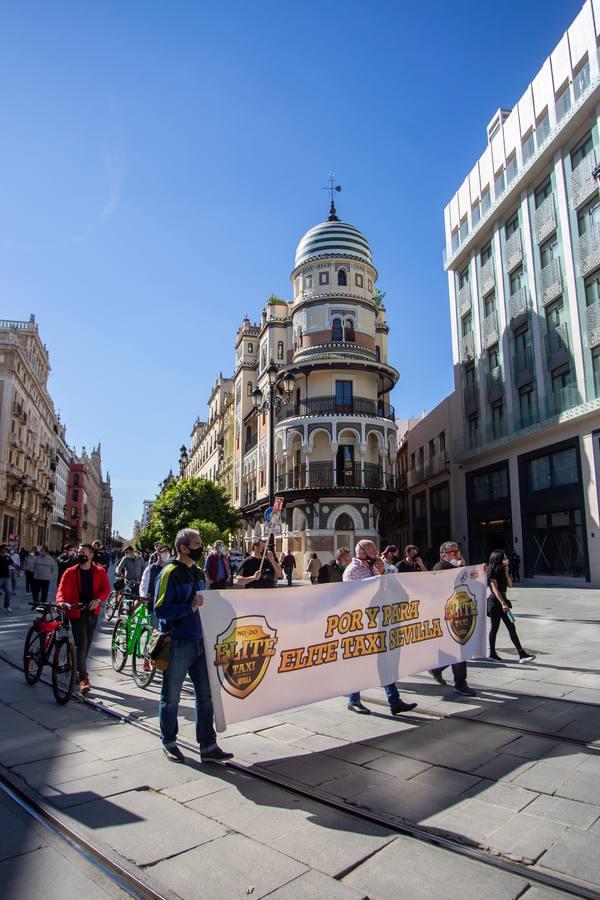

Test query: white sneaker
[5,607,13,613]
[519,653,535,663]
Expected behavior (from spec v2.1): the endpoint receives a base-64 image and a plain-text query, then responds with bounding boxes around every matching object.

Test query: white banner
[201,567,487,732]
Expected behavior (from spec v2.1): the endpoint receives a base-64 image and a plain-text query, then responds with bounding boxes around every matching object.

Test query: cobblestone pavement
[0,575,599,898]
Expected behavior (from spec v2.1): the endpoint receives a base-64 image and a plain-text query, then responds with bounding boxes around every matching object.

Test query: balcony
[513,346,535,388]
[546,382,580,417]
[460,332,475,363]
[514,399,541,431]
[242,490,257,506]
[482,311,499,350]
[244,434,258,454]
[276,462,390,493]
[540,257,563,306]
[408,453,449,487]
[546,322,570,369]
[486,366,503,402]
[577,225,600,279]
[485,417,508,443]
[457,282,472,317]
[585,301,600,349]
[534,195,556,244]
[504,230,523,273]
[480,258,495,296]
[571,152,598,210]
[463,382,478,415]
[276,395,395,422]
[509,286,528,327]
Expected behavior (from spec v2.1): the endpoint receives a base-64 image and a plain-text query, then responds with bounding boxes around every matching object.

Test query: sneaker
[454,683,477,697]
[519,653,536,663]
[390,700,418,715]
[163,745,186,763]
[347,701,371,715]
[79,679,91,695]
[5,607,12,613]
[488,652,504,661]
[201,746,234,763]
[429,670,447,686]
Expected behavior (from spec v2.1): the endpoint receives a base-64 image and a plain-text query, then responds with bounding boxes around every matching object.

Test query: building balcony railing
[276,394,395,422]
[276,461,392,493]
[480,258,495,296]
[482,311,499,349]
[513,346,535,388]
[407,453,448,487]
[243,489,257,506]
[546,382,580,418]
[504,230,523,273]
[293,340,378,362]
[585,300,600,349]
[485,418,508,443]
[460,331,475,363]
[577,224,600,279]
[463,382,478,415]
[457,282,471,317]
[540,257,563,306]
[534,195,556,244]
[486,366,503,402]
[545,322,570,369]
[509,286,528,327]
[570,152,598,210]
[244,435,258,453]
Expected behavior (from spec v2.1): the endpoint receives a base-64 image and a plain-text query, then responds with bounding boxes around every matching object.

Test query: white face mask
[448,558,461,567]
[160,552,170,563]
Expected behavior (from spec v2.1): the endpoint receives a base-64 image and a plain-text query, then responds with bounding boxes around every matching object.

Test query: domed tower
[275,196,399,564]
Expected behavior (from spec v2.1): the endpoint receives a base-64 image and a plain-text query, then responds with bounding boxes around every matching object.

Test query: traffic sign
[264,507,273,523]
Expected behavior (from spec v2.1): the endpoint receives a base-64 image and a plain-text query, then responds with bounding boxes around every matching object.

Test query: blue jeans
[159,638,217,753]
[349,683,400,708]
[0,578,10,609]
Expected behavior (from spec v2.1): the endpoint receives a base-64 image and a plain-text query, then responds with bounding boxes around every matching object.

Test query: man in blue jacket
[154,528,233,764]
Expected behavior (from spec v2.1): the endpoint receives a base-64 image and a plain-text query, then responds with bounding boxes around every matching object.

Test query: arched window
[337,269,347,286]
[375,345,381,361]
[277,341,284,360]
[332,318,343,342]
[344,319,355,342]
[334,513,355,532]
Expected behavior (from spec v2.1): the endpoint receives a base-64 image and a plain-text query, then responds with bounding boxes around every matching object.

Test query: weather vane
[322,172,341,221]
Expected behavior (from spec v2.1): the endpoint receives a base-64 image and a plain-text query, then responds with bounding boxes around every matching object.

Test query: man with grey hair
[154,527,233,764]
[344,540,417,716]
[429,540,477,696]
[317,546,351,583]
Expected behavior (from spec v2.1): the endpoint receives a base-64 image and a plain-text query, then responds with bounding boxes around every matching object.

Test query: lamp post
[42,493,53,546]
[179,445,189,479]
[11,477,28,546]
[252,360,295,510]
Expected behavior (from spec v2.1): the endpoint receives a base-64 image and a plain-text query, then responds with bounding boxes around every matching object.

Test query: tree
[149,477,240,546]
[189,519,229,548]
[136,529,158,554]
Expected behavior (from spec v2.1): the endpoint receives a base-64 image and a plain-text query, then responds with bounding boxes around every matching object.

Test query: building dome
[294,207,372,268]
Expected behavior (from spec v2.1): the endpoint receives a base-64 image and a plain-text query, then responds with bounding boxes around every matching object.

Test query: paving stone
[470,753,535,782]
[0,731,83,767]
[161,768,237,803]
[500,734,559,759]
[343,834,528,899]
[258,723,317,744]
[262,753,360,787]
[539,829,600,885]
[323,743,381,765]
[511,761,572,795]
[524,794,600,829]
[555,770,600,805]
[352,779,461,824]
[412,765,482,796]
[11,755,119,790]
[66,727,157,760]
[519,887,574,899]
[64,787,226,866]
[578,754,600,775]
[318,768,394,800]
[424,797,514,843]
[265,868,365,899]
[462,779,538,811]
[0,845,120,900]
[150,833,307,899]
[0,793,47,861]
[487,813,568,863]
[291,733,348,753]
[364,753,431,779]
[219,731,310,764]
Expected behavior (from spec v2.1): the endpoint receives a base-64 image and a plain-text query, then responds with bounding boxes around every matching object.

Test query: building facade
[49,424,72,551]
[443,0,600,581]
[185,375,235,501]
[0,316,59,549]
[232,200,399,568]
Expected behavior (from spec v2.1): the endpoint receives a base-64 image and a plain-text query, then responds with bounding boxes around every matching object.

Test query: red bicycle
[23,603,78,704]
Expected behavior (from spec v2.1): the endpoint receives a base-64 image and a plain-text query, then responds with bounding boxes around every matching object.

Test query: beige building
[0,316,59,548]
[185,374,235,502]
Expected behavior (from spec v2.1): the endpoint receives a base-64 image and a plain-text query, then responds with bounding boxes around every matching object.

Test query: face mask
[77,553,88,564]
[363,555,377,566]
[187,546,203,561]
[448,558,461,567]
[160,552,170,563]
[215,545,223,553]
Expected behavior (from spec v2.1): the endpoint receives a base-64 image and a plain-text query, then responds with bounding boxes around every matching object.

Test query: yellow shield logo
[214,616,278,699]
[444,587,478,645]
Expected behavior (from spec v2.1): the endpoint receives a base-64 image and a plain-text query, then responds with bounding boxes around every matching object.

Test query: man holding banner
[344,540,418,716]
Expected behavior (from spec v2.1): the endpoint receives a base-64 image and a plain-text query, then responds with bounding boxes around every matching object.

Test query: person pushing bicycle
[56,543,111,694]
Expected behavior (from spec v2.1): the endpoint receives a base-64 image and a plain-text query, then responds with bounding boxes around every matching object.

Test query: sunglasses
[446,548,461,557]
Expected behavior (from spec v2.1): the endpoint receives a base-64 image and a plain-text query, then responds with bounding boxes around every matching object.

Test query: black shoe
[347,701,371,715]
[201,746,234,763]
[488,652,503,661]
[519,653,536,663]
[430,670,447,686]
[454,683,477,697]
[163,745,185,763]
[390,700,417,715]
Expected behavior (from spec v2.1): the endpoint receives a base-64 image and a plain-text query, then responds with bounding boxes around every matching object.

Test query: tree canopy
[142,477,240,547]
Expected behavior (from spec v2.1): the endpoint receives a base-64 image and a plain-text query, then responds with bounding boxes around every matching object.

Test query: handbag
[147,629,172,671]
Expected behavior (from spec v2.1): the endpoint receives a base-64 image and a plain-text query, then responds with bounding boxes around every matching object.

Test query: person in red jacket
[56,542,111,694]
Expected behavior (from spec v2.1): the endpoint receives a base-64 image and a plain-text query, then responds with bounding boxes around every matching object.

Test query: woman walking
[487,549,535,663]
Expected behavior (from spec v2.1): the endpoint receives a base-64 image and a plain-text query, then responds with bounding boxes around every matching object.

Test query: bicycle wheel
[132,623,156,688]
[51,638,76,705]
[105,591,118,622]
[23,626,44,685]
[111,617,129,672]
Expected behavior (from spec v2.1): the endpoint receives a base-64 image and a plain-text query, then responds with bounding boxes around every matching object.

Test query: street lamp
[179,445,189,479]
[11,477,28,545]
[251,360,295,509]
[42,493,53,546]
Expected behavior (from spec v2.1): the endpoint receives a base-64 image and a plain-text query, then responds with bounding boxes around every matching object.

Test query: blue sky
[0,0,582,536]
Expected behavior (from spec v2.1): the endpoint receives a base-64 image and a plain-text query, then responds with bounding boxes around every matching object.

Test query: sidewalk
[1,576,599,897]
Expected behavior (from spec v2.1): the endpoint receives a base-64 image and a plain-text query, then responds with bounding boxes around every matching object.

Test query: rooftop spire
[322,172,341,221]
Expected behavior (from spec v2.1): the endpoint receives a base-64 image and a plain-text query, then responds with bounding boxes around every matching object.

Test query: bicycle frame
[115,602,152,655]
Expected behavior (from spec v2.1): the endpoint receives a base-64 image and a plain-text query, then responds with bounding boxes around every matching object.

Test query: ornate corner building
[231,200,400,566]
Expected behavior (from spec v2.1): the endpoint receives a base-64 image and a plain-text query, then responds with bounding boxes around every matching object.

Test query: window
[462,312,472,336]
[506,154,518,185]
[72,489,79,501]
[471,201,481,226]
[487,343,499,370]
[519,386,536,425]
[535,177,552,208]
[514,324,530,358]
[410,452,415,470]
[528,447,577,491]
[540,235,559,268]
[505,212,519,238]
[428,439,435,460]
[585,272,600,308]
[451,230,460,253]
[294,276,300,297]
[335,380,353,412]
[431,484,449,513]
[494,169,505,199]
[577,199,600,237]
[522,131,535,165]
[481,187,491,216]
[73,474,79,486]
[509,267,523,295]
[551,364,573,409]
[319,271,329,285]
[465,362,476,390]
[467,414,479,448]
[555,84,571,122]
[305,273,313,289]
[375,345,381,361]
[458,266,469,288]
[480,243,492,265]
[573,61,590,102]
[491,401,504,439]
[439,431,446,453]
[490,468,508,498]
[368,279,372,291]
[355,273,363,287]
[546,298,563,330]
[459,218,468,243]
[331,318,343,341]
[536,112,550,147]
[592,347,600,396]
[247,342,253,353]
[571,131,594,171]
[277,341,284,360]
[344,319,355,342]
[337,269,347,286]
[484,293,496,317]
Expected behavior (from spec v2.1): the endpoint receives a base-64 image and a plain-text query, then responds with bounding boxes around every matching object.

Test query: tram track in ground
[1,646,599,899]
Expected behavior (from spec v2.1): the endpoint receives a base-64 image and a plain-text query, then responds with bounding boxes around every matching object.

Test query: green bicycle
[110,599,156,688]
